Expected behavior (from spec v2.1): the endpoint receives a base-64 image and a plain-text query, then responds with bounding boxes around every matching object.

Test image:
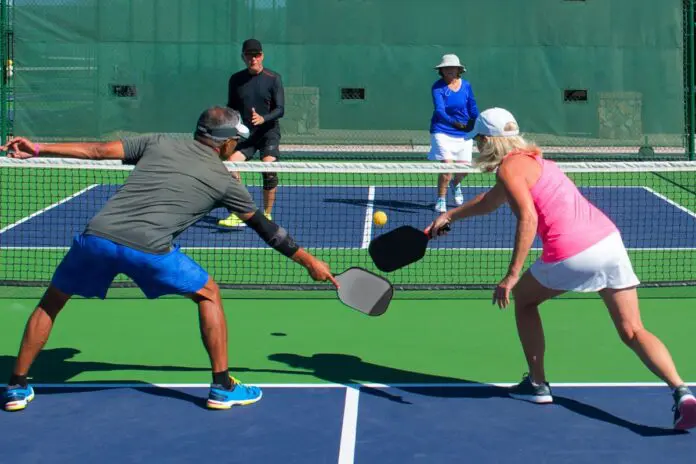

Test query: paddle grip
[427,223,451,239]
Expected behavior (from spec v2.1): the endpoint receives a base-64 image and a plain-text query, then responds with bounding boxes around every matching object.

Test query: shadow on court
[0,348,209,408]
[0,349,685,435]
[235,352,683,437]
[324,198,435,213]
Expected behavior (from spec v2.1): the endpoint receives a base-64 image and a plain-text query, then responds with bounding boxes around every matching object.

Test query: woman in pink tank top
[426,107,696,430]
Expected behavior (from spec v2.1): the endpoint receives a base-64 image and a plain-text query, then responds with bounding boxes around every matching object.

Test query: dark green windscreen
[5,0,689,153]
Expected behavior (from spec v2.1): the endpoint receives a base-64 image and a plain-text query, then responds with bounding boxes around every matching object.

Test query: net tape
[2,158,696,173]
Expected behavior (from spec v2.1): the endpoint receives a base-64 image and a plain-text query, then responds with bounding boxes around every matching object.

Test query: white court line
[361,186,376,249]
[642,186,696,219]
[3,382,695,389]
[0,184,99,235]
[0,247,72,250]
[338,386,360,464]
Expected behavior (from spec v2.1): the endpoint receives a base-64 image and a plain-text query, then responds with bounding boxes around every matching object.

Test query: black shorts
[236,131,281,160]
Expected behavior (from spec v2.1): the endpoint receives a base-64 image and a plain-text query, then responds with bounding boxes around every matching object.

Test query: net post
[0,0,7,146]
[688,0,696,160]
[638,136,655,157]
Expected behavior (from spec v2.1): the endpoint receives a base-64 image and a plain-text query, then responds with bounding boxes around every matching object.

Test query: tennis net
[1,158,695,290]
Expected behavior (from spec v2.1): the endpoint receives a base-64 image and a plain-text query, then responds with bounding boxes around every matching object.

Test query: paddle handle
[426,223,451,239]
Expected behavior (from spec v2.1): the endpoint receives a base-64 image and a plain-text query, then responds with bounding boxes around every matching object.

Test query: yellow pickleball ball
[373,210,388,227]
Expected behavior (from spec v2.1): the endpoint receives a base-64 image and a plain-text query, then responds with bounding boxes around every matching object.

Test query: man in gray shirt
[1,106,337,412]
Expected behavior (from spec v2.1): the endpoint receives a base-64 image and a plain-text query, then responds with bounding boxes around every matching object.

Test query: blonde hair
[474,122,541,172]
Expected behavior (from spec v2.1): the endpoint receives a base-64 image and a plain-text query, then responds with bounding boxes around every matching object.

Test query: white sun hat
[434,54,466,72]
[464,108,520,140]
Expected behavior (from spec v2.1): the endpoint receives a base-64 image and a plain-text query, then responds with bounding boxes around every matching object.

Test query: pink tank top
[512,150,618,263]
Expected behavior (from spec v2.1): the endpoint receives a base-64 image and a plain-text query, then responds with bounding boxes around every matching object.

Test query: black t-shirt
[227,68,285,137]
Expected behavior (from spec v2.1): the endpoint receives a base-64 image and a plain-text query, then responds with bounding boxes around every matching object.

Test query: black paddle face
[336,267,394,316]
[368,226,429,272]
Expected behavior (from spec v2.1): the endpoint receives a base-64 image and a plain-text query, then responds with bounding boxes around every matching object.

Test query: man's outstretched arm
[2,137,125,160]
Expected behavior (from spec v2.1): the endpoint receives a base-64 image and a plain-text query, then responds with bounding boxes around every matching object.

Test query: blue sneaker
[206,376,262,410]
[4,385,35,412]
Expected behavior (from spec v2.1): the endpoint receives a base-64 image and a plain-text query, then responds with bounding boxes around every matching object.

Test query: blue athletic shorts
[51,234,209,299]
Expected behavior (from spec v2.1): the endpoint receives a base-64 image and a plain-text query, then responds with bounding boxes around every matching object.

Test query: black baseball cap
[242,39,262,54]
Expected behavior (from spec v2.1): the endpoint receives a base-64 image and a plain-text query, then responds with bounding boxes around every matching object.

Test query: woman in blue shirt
[428,54,479,212]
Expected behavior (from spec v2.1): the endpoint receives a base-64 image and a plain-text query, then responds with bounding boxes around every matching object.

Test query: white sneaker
[451,182,464,205]
[434,198,447,213]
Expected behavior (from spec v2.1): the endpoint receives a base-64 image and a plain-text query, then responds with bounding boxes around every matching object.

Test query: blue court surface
[1,384,695,463]
[2,185,695,249]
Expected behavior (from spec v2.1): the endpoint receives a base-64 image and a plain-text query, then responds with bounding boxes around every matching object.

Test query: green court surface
[1,293,695,385]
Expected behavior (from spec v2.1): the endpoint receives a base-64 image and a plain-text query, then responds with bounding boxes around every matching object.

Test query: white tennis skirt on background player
[529,232,640,292]
[427,133,473,162]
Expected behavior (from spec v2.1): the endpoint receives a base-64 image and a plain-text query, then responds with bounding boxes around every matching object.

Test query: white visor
[235,121,250,140]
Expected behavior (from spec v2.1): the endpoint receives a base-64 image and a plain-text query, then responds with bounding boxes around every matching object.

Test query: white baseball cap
[464,107,520,140]
[434,54,466,72]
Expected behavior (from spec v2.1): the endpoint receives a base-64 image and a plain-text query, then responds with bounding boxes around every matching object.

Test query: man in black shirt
[219,38,285,228]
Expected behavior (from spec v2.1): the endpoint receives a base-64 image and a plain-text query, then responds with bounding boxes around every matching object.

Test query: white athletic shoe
[451,182,464,206]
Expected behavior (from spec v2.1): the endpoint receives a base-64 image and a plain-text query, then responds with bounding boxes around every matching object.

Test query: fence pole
[688,0,695,160]
[1,0,7,145]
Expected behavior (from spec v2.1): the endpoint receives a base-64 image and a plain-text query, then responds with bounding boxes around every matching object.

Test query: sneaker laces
[229,376,258,394]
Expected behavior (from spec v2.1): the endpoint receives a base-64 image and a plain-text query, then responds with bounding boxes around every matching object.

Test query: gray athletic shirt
[84,134,257,254]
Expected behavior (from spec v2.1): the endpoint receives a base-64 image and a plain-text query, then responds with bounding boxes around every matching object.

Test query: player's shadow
[324,198,436,214]
[0,348,210,409]
[235,352,683,437]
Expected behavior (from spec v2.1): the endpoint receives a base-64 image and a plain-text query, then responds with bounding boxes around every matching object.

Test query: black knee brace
[262,172,278,190]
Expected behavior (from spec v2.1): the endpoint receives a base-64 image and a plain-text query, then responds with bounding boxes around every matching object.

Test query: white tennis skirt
[529,232,640,292]
[427,133,473,163]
